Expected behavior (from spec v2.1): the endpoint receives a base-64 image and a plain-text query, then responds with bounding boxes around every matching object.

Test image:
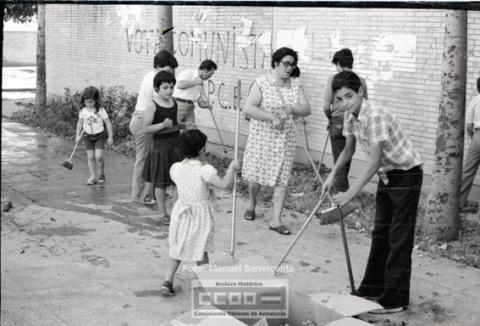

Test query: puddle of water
[2,91,35,99]
[2,66,36,89]
[27,226,96,237]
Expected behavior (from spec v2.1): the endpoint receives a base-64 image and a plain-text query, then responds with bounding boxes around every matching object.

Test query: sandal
[97,174,106,184]
[244,209,256,221]
[142,196,157,205]
[86,178,97,185]
[160,215,171,225]
[269,224,291,235]
[160,280,175,296]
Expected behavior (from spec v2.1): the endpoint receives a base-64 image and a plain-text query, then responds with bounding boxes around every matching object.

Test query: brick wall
[45,5,480,184]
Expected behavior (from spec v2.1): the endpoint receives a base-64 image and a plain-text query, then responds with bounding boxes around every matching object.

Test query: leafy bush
[100,86,137,141]
[12,86,138,141]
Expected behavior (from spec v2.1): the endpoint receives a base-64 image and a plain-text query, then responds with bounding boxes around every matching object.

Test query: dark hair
[291,66,301,78]
[80,86,101,113]
[179,129,208,159]
[332,71,362,94]
[153,50,178,69]
[199,59,217,71]
[271,47,298,69]
[153,70,176,91]
[332,48,354,69]
[477,77,480,93]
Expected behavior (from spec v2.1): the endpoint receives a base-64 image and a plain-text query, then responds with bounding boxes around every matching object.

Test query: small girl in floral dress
[160,129,240,296]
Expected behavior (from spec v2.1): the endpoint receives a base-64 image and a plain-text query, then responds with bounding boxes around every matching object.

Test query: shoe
[370,306,406,314]
[160,280,175,296]
[351,289,381,300]
[244,209,256,221]
[142,196,157,205]
[160,215,171,225]
[86,178,97,185]
[269,224,291,235]
[98,174,106,184]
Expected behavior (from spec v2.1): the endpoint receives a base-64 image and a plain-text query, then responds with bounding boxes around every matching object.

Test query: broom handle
[318,126,330,172]
[337,207,355,292]
[302,118,310,151]
[201,87,227,153]
[209,110,227,153]
[230,81,241,257]
[288,116,333,204]
[273,85,332,202]
[69,129,84,161]
[275,192,328,272]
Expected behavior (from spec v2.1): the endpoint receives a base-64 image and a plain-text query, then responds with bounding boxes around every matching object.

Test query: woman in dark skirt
[142,70,180,225]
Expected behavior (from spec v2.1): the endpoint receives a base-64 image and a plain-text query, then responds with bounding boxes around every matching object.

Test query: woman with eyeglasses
[242,47,311,235]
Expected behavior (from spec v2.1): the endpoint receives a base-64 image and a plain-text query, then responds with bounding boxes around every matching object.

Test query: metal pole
[288,116,331,202]
[285,117,355,289]
[201,87,228,153]
[209,110,228,154]
[302,118,310,151]
[158,5,173,53]
[317,128,330,173]
[337,207,355,292]
[230,80,241,257]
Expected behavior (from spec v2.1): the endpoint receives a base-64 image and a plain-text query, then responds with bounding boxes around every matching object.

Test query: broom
[201,87,228,154]
[62,130,84,170]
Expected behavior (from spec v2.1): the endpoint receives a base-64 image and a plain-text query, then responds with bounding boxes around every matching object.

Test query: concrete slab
[325,318,372,326]
[309,293,382,317]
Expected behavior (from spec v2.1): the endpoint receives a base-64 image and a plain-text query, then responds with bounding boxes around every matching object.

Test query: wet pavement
[2,114,480,326]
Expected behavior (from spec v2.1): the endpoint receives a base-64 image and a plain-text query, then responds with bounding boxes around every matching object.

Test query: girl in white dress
[161,129,240,296]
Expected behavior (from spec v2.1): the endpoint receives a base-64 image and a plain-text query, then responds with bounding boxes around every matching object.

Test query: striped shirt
[343,101,423,184]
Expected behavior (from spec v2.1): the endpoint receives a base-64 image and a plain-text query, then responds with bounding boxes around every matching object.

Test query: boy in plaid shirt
[323,71,423,313]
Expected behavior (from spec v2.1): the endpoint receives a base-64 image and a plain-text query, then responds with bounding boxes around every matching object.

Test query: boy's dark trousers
[329,116,351,192]
[358,165,423,308]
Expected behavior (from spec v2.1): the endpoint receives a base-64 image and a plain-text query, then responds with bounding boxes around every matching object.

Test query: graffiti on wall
[126,29,166,55]
[311,29,416,82]
[119,5,417,110]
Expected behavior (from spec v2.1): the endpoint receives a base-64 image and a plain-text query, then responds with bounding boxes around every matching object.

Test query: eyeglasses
[280,60,297,69]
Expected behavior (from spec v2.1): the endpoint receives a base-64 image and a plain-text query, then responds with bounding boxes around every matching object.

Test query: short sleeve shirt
[200,164,218,183]
[172,69,202,101]
[79,107,108,135]
[135,69,159,112]
[343,101,422,184]
[466,94,480,129]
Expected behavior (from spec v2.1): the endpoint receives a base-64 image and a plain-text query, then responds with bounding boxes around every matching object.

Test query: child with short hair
[323,71,423,313]
[160,129,240,296]
[76,86,114,185]
[142,70,180,225]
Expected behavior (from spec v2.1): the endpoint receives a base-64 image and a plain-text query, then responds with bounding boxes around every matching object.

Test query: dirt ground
[202,151,480,270]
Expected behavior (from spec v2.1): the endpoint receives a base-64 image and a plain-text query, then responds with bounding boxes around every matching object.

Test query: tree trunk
[34,3,46,112]
[158,5,173,53]
[423,10,468,241]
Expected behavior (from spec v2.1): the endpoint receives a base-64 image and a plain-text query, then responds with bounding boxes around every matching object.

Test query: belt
[175,97,194,104]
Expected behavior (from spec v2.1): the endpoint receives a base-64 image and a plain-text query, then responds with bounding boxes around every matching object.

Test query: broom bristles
[317,203,359,225]
[62,160,73,170]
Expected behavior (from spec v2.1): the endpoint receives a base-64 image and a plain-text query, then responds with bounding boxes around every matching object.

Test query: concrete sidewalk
[1,115,480,325]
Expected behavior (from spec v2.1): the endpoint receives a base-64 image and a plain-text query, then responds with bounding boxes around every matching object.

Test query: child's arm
[75,118,84,143]
[142,102,173,134]
[206,160,240,189]
[178,121,197,129]
[323,75,334,119]
[103,117,114,146]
